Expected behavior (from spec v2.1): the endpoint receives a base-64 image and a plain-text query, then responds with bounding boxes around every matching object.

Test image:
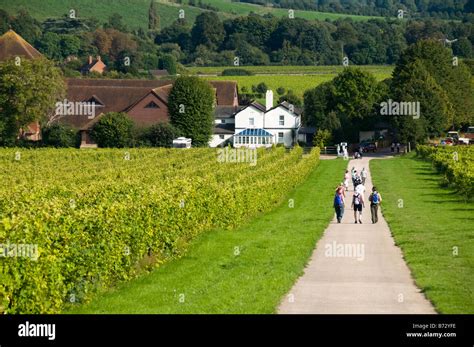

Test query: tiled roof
[0,30,43,61]
[209,81,237,106]
[214,123,235,135]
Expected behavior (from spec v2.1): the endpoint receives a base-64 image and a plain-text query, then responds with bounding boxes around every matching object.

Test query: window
[222,119,226,124]
[145,101,159,109]
[279,115,285,126]
[278,132,284,143]
[219,135,225,139]
[249,117,255,126]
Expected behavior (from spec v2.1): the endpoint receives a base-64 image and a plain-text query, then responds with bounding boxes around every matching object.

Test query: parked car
[360,142,377,152]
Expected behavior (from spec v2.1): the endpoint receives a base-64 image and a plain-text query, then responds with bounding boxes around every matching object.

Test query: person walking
[369,186,382,224]
[391,142,395,153]
[353,172,362,191]
[361,167,367,185]
[334,184,345,223]
[396,142,400,153]
[351,190,365,224]
[344,170,351,192]
[352,169,358,190]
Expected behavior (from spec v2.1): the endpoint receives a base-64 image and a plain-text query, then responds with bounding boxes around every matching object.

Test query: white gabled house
[233,90,301,148]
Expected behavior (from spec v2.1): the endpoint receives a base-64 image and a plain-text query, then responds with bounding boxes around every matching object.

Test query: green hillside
[1,0,380,31]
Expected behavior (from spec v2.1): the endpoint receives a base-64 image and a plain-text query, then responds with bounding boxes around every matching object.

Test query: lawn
[67,158,347,313]
[370,154,474,313]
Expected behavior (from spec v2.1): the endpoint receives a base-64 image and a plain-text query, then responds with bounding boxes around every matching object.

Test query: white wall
[264,106,300,129]
[209,134,233,148]
[235,106,264,129]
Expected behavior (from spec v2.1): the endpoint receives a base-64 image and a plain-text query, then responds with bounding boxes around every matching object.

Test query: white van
[173,137,192,149]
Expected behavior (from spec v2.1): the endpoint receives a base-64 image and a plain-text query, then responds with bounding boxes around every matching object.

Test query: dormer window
[145,101,159,109]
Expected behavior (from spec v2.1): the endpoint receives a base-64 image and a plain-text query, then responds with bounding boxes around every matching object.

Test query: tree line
[1,6,473,75]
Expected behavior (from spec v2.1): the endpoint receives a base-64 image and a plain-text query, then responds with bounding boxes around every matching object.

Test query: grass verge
[370,154,473,313]
[67,158,347,313]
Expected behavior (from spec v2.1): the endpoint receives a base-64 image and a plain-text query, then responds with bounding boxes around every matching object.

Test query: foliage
[41,123,79,148]
[0,58,65,145]
[168,76,215,147]
[221,68,254,76]
[90,112,134,148]
[416,145,474,199]
[141,123,179,147]
[313,129,332,149]
[0,146,320,313]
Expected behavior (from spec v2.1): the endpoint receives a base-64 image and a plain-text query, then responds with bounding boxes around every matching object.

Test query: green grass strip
[370,154,474,314]
[68,158,347,313]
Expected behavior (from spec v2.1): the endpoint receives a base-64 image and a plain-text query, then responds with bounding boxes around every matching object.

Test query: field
[200,65,393,101]
[197,0,378,21]
[69,158,347,313]
[370,154,474,313]
[0,147,319,313]
[1,0,380,30]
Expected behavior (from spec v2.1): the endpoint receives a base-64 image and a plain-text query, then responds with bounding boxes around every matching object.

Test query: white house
[233,90,301,148]
[209,106,237,147]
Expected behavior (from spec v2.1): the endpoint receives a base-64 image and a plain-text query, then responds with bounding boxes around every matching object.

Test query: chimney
[88,56,93,64]
[265,90,273,111]
[97,55,101,62]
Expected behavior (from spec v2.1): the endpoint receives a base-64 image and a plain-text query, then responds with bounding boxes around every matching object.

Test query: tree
[278,90,302,107]
[10,9,42,43]
[191,12,225,50]
[331,68,380,121]
[394,40,474,127]
[90,112,134,148]
[42,123,79,147]
[158,54,177,75]
[0,58,65,145]
[168,76,214,146]
[143,123,179,147]
[313,129,332,149]
[148,1,160,31]
[390,60,454,142]
[106,13,127,32]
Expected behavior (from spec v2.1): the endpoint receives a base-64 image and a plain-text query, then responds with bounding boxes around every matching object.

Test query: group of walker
[334,166,382,224]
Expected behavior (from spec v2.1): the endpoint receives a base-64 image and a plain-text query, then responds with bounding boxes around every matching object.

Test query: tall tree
[394,40,474,127]
[390,60,454,142]
[168,76,214,146]
[148,0,160,31]
[0,58,65,145]
[191,12,225,50]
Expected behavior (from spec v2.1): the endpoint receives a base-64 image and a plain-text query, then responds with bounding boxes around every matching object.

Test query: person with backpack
[334,184,345,223]
[353,173,362,191]
[361,168,367,185]
[369,186,382,224]
[351,190,365,224]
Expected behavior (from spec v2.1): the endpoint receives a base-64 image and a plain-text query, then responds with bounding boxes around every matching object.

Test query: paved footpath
[279,155,436,314]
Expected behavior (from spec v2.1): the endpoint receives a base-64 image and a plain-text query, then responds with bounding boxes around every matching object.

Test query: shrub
[221,68,254,76]
[90,112,134,148]
[42,123,79,147]
[159,54,177,75]
[142,123,180,147]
